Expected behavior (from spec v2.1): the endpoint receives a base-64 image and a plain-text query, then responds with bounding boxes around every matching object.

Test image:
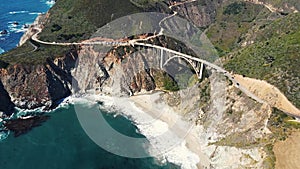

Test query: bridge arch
[163,55,201,78]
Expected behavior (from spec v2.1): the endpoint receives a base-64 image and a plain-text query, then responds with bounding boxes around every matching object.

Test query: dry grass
[273,131,300,169]
[233,74,300,117]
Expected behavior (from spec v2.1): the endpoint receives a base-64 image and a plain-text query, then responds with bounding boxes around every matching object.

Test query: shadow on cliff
[0,79,15,116]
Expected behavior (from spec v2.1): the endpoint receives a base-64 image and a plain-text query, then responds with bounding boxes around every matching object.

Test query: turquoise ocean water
[0,0,54,53]
[0,104,178,169]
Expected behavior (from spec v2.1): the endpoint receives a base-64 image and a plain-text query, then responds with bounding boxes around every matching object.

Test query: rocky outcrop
[171,0,224,28]
[0,79,15,116]
[0,49,77,110]
[3,115,50,137]
[73,44,162,96]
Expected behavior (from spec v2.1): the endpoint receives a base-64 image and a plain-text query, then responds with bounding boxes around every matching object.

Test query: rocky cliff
[0,0,299,167]
[0,49,77,111]
[72,36,188,96]
[0,79,15,116]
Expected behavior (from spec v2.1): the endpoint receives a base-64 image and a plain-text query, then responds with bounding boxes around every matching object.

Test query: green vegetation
[262,144,275,169]
[174,71,199,89]
[199,78,210,108]
[223,2,246,15]
[254,12,300,42]
[163,76,180,91]
[130,0,166,8]
[40,0,142,42]
[152,69,179,91]
[0,41,74,65]
[262,108,300,168]
[268,108,300,141]
[221,14,300,166]
[225,13,300,108]
[206,1,266,55]
[208,0,299,56]
[213,131,260,148]
[0,0,144,65]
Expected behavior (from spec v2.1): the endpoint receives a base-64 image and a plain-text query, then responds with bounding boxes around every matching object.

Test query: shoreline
[69,92,205,169]
[18,1,54,46]
[1,92,209,168]
[18,13,46,46]
[129,92,209,169]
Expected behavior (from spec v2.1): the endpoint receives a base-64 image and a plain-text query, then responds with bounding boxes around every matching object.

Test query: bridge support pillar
[198,62,204,79]
[160,49,164,69]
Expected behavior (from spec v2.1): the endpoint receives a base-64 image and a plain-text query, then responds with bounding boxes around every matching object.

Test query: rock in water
[0,30,8,34]
[3,115,50,137]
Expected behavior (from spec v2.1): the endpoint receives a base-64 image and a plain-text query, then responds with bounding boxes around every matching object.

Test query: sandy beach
[129,92,209,169]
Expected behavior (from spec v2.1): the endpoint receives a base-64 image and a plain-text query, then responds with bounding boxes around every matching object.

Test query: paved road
[133,42,265,104]
[30,12,300,120]
[31,28,128,46]
[29,0,284,114]
[31,25,265,104]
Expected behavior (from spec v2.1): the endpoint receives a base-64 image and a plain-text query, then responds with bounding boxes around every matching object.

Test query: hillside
[0,0,144,65]
[0,0,299,168]
[224,13,300,109]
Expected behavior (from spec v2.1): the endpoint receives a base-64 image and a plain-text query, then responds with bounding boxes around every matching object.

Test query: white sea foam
[45,0,55,7]
[0,48,4,54]
[13,96,73,118]
[11,27,27,33]
[8,22,28,33]
[9,11,28,14]
[0,131,9,141]
[29,12,42,15]
[4,94,201,168]
[75,94,201,169]
[14,107,45,118]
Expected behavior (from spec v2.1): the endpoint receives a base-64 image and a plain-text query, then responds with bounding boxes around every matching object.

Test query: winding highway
[29,0,300,117]
[31,25,265,105]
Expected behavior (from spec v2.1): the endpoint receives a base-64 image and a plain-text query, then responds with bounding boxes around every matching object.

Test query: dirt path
[244,0,281,13]
[244,0,299,13]
[233,74,300,117]
[273,131,300,169]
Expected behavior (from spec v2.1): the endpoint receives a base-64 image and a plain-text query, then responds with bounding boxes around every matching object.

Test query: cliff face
[0,79,15,115]
[173,0,224,27]
[0,50,77,110]
[72,42,177,96]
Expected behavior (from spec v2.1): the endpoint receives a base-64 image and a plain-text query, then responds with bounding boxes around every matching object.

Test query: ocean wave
[0,94,200,168]
[9,11,29,14]
[0,47,4,54]
[8,21,18,27]
[8,27,27,33]
[7,22,28,33]
[29,12,42,15]
[79,94,200,169]
[0,97,72,141]
[45,0,55,7]
[14,96,73,118]
[0,131,9,141]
